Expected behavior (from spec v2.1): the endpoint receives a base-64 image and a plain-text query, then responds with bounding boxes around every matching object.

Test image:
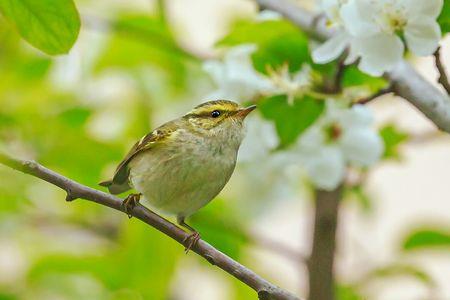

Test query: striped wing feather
[100,123,175,194]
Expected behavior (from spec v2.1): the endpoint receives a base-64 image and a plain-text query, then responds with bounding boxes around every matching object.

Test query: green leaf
[259,95,325,147]
[403,228,450,251]
[252,33,309,74]
[218,20,310,74]
[342,66,388,92]
[0,0,80,55]
[379,124,409,160]
[438,2,450,35]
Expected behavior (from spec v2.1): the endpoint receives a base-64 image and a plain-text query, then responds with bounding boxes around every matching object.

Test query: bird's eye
[211,110,221,118]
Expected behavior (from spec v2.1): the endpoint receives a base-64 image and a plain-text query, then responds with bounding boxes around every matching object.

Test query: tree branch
[257,0,332,41]
[257,0,450,133]
[0,152,300,300]
[433,46,450,94]
[388,61,450,132]
[308,186,343,300]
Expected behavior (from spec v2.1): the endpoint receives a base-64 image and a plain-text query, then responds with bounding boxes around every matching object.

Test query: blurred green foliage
[95,13,194,90]
[0,1,449,300]
[0,5,254,299]
[28,221,182,299]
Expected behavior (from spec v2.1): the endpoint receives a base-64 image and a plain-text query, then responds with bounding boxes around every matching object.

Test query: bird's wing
[99,122,175,194]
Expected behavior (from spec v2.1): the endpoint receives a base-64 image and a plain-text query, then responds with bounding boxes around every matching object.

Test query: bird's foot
[183,231,200,254]
[122,193,142,218]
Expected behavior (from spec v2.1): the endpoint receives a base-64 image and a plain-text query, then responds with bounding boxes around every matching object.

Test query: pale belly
[128,143,237,218]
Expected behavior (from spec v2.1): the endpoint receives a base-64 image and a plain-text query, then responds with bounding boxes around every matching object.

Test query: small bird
[100,100,256,251]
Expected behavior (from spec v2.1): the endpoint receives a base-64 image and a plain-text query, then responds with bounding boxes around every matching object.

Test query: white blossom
[312,31,352,64]
[295,101,384,190]
[203,45,317,102]
[238,116,279,162]
[267,63,316,104]
[301,145,346,190]
[313,0,443,76]
[203,44,275,101]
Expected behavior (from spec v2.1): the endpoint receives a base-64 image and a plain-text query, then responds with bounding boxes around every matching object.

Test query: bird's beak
[235,105,256,119]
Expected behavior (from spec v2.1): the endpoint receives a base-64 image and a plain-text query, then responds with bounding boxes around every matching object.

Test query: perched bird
[100,100,256,251]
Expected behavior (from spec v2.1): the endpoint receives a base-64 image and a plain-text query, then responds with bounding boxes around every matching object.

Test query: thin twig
[0,152,300,300]
[319,54,347,94]
[434,46,450,94]
[408,130,444,145]
[324,55,347,94]
[333,58,346,93]
[354,83,395,105]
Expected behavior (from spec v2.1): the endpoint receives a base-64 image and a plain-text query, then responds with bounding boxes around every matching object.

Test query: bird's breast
[128,130,239,217]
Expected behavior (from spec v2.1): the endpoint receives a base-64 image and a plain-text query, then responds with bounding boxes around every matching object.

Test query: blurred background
[1,0,450,299]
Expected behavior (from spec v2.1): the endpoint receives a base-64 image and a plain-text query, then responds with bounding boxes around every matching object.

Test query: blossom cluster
[203,43,383,190]
[203,44,314,103]
[313,0,443,76]
[294,101,383,190]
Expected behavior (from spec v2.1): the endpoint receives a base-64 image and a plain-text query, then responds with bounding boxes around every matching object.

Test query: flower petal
[321,0,342,21]
[239,117,279,162]
[340,128,384,166]
[297,125,326,151]
[405,17,441,56]
[354,33,404,76]
[312,31,349,64]
[339,104,374,128]
[403,0,444,19]
[303,146,345,191]
[340,0,379,37]
[203,44,276,100]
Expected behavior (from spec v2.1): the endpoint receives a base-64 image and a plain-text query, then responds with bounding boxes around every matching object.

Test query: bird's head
[184,100,256,131]
[183,100,256,146]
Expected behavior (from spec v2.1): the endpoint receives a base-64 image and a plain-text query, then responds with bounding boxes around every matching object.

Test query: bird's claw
[183,231,200,254]
[122,193,142,218]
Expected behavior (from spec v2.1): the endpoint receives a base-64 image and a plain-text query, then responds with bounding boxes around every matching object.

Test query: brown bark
[308,186,343,300]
